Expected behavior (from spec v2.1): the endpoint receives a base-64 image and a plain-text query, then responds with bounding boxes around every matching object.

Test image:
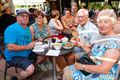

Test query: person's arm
[7,41,35,51]
[29,25,35,41]
[54,20,63,31]
[79,42,91,54]
[71,37,91,54]
[46,25,51,37]
[61,16,69,29]
[74,49,120,74]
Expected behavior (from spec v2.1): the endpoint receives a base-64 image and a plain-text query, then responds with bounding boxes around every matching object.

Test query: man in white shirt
[67,9,99,64]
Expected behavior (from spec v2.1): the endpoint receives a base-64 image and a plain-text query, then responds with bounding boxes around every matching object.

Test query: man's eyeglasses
[77,16,85,19]
[18,14,29,18]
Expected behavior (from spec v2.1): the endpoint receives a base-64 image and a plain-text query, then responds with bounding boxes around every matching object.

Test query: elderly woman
[30,10,51,64]
[63,9,120,80]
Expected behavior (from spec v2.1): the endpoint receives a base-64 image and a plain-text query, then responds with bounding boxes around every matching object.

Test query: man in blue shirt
[4,9,35,80]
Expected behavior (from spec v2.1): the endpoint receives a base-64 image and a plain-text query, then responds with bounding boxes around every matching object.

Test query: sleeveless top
[32,22,49,39]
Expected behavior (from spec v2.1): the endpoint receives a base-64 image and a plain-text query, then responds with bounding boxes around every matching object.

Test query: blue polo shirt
[4,22,32,61]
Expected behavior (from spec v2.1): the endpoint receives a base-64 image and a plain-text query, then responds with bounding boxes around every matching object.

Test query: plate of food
[63,42,74,49]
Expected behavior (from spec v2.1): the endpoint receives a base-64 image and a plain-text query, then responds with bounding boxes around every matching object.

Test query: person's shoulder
[86,21,98,29]
[88,21,97,26]
[48,19,54,25]
[100,36,120,49]
[6,22,17,28]
[48,18,53,22]
[4,23,16,33]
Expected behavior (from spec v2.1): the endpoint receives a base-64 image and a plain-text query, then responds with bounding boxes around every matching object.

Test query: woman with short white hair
[63,9,120,80]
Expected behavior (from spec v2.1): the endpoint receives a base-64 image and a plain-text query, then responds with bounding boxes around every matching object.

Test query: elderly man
[4,9,35,80]
[67,9,99,64]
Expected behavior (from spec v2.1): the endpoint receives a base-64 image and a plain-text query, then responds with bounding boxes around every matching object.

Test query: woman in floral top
[30,10,50,41]
[63,9,120,80]
[29,10,51,64]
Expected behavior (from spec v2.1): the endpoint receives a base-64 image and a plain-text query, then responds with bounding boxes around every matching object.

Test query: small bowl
[61,37,68,43]
[63,42,74,49]
[53,43,62,50]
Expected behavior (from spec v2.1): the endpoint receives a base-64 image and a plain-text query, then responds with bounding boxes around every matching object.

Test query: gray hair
[97,9,117,24]
[77,9,88,16]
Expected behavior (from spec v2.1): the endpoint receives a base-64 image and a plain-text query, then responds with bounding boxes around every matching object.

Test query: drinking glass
[51,38,56,43]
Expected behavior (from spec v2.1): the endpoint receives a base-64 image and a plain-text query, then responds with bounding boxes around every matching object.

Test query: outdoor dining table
[33,42,73,80]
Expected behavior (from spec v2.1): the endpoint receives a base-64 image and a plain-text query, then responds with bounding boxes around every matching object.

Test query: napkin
[46,50,60,56]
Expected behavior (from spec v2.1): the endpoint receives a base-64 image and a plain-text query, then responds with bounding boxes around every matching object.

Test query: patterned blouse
[32,22,49,39]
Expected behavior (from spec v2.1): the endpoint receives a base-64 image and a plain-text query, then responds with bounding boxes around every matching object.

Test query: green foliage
[102,5,112,10]
[88,1,119,10]
[89,2,103,10]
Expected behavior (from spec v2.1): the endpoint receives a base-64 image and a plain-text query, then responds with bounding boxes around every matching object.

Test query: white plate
[33,49,44,52]
[63,45,73,49]
[35,42,43,46]
[41,44,49,48]
[34,44,49,49]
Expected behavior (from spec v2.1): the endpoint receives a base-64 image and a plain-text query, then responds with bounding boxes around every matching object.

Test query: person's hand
[74,62,83,70]
[76,38,85,47]
[72,38,80,46]
[70,37,77,44]
[70,39,76,45]
[26,41,36,49]
[70,27,76,30]
[70,37,84,48]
